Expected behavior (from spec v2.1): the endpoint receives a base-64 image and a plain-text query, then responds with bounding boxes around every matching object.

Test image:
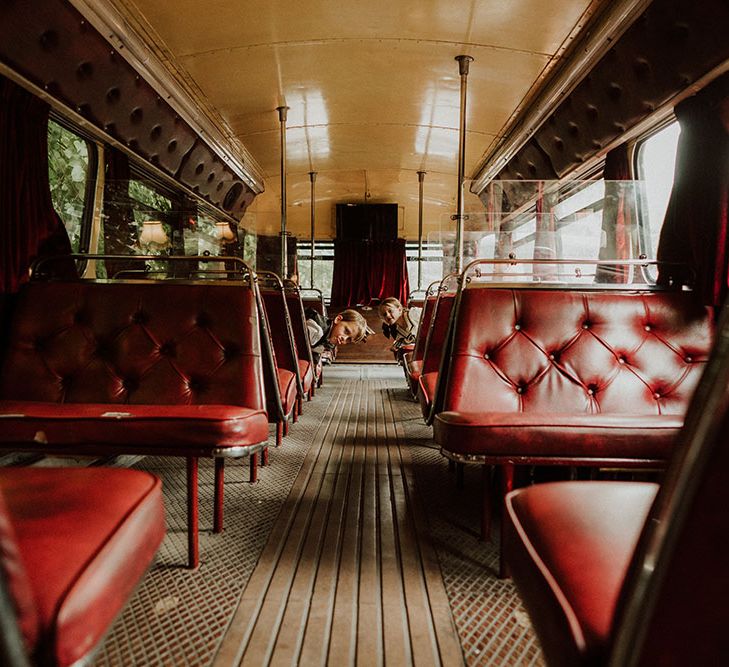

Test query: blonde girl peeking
[377,297,422,353]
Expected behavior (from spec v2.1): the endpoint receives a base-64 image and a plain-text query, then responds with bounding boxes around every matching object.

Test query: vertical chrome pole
[309,171,317,287]
[454,55,473,273]
[417,170,426,289]
[276,105,289,278]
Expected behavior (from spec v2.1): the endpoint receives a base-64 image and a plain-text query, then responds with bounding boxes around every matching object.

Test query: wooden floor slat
[214,368,465,666]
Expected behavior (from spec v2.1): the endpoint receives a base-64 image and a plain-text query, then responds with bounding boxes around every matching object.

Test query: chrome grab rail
[31,253,255,286]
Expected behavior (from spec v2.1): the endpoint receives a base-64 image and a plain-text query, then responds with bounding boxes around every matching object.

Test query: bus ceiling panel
[126,0,600,62]
[0,0,258,217]
[484,0,729,187]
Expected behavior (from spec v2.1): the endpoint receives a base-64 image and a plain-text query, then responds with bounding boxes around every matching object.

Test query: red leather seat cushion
[0,467,165,667]
[406,359,423,383]
[504,481,656,665]
[434,411,681,460]
[0,401,269,455]
[417,371,438,420]
[298,360,313,393]
[278,369,297,415]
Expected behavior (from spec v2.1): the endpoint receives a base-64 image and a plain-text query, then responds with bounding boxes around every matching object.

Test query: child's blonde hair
[338,309,373,343]
[378,297,403,318]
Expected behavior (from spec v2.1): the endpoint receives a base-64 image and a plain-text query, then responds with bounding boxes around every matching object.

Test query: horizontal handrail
[31,253,255,286]
[461,257,692,288]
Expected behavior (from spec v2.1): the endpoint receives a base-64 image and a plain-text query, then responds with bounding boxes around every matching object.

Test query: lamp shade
[139,221,169,248]
[216,221,236,243]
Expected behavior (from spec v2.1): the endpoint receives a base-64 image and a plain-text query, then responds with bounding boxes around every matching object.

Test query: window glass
[128,179,173,255]
[297,240,334,297]
[635,122,680,257]
[48,119,90,251]
[554,180,605,260]
[451,178,656,284]
[406,241,445,292]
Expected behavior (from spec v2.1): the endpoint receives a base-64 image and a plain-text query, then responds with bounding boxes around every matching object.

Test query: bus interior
[0,0,728,665]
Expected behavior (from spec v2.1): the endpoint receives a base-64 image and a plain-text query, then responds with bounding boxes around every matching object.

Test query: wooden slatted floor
[213,365,464,666]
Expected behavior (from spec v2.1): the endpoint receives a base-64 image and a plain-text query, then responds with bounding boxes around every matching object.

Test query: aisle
[214,365,463,666]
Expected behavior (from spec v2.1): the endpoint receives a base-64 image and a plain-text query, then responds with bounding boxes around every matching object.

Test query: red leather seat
[0,280,269,568]
[0,467,165,666]
[405,294,435,395]
[504,481,655,665]
[504,303,729,665]
[258,283,299,448]
[432,286,713,569]
[0,402,268,453]
[417,371,439,421]
[434,411,682,461]
[416,292,456,423]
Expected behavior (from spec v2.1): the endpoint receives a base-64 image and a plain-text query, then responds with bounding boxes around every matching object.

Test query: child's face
[380,304,401,326]
[329,318,358,346]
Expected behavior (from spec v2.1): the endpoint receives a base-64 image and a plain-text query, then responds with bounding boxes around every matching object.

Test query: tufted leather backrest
[261,289,301,388]
[285,290,314,368]
[422,293,456,376]
[609,301,729,666]
[0,281,265,409]
[411,296,436,364]
[255,290,284,420]
[443,288,713,416]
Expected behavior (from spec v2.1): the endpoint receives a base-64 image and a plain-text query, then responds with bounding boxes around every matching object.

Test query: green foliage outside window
[48,120,89,251]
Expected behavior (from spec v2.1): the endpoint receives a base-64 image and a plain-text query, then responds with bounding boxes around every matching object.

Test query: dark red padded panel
[0,402,268,456]
[504,481,656,666]
[495,0,729,180]
[443,289,712,418]
[177,140,252,213]
[0,467,165,667]
[434,411,681,461]
[0,0,258,214]
[0,0,196,176]
[0,281,266,411]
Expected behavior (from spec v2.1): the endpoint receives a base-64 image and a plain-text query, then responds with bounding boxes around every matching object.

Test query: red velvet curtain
[0,76,74,294]
[657,74,729,307]
[595,144,635,283]
[331,238,409,307]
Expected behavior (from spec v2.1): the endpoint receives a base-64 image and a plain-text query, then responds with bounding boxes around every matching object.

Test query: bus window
[635,122,680,258]
[406,241,445,292]
[128,179,173,253]
[297,240,334,295]
[48,119,92,252]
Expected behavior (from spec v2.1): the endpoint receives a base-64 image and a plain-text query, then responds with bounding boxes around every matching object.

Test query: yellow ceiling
[108,0,605,238]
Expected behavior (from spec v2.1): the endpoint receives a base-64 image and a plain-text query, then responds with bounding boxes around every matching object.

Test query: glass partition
[420,178,670,286]
[98,176,250,280]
